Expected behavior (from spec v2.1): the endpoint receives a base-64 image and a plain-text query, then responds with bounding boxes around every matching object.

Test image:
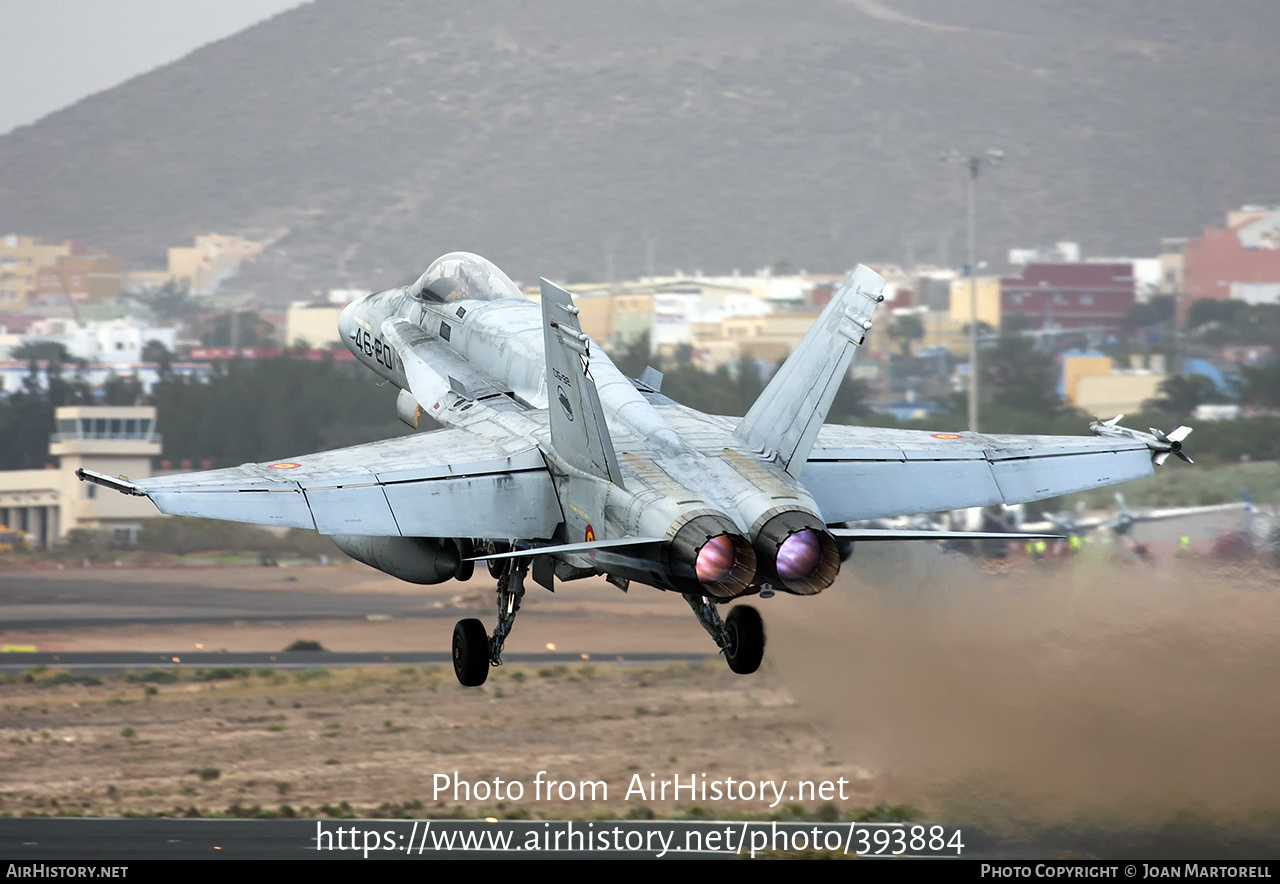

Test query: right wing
[79,427,562,539]
[801,425,1155,523]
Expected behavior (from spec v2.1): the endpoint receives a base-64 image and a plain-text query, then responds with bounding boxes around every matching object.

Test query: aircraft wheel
[452,618,490,687]
[724,605,765,675]
[453,539,475,582]
[486,541,510,579]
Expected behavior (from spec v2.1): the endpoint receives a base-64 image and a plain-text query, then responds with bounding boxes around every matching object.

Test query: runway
[0,649,714,675]
[0,562,717,655]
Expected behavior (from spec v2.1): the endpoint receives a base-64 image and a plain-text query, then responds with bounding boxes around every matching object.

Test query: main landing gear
[684,594,766,675]
[452,558,527,687]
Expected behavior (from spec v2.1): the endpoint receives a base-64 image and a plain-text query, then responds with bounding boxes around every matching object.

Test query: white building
[6,317,177,366]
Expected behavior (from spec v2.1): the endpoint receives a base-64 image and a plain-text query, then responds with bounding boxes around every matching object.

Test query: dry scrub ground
[3,548,1280,855]
[0,661,868,821]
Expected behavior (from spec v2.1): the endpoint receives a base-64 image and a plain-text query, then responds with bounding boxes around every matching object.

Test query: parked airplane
[1018,493,1248,542]
[79,252,1193,685]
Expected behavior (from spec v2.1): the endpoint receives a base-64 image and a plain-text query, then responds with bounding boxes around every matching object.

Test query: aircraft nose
[338,295,368,349]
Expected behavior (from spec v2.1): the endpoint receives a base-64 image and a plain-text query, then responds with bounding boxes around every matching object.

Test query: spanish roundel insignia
[585,525,596,543]
[268,462,302,469]
[930,433,964,440]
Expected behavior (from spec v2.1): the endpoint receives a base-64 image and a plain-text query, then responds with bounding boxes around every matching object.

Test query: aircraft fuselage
[337,255,839,598]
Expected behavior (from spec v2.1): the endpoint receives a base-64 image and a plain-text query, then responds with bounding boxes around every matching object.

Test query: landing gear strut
[451,557,528,687]
[684,594,766,675]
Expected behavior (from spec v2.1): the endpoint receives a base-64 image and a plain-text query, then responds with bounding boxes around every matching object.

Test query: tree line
[1,335,1277,472]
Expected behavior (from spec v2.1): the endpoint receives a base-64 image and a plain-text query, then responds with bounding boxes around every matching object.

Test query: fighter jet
[78,252,1193,686]
[1017,492,1248,543]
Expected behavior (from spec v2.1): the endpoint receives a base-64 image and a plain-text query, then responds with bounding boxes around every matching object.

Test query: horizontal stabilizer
[829,528,1062,541]
[467,536,665,561]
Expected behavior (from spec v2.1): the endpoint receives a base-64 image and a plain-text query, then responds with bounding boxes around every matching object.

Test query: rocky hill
[1,0,1277,300]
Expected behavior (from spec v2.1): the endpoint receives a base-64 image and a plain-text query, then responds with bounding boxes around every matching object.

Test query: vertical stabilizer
[735,265,885,475]
[540,279,624,487]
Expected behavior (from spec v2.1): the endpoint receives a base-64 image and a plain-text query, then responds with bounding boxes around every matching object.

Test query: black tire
[452,618,490,687]
[486,541,510,579]
[453,539,475,582]
[724,605,765,675]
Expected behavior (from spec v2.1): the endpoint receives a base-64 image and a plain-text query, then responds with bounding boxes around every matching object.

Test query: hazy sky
[0,0,310,135]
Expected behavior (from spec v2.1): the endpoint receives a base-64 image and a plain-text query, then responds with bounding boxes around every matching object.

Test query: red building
[1000,263,1135,332]
[1182,209,1280,314]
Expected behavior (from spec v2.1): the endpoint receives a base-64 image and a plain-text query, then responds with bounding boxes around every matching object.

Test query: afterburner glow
[695,535,737,584]
[777,529,822,581]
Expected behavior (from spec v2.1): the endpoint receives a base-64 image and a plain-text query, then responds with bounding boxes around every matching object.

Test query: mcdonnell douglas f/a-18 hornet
[79,252,1195,686]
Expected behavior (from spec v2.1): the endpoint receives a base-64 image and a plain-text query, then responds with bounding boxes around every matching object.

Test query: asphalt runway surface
[0,572,446,630]
[0,505,1255,628]
[0,650,712,675]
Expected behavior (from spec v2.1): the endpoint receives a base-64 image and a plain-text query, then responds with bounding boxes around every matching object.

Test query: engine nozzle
[666,513,757,598]
[752,510,840,595]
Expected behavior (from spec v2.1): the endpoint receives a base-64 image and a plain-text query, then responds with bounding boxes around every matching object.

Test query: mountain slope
[2,0,1277,298]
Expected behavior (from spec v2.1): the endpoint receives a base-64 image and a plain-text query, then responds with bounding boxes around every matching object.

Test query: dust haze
[766,548,1280,832]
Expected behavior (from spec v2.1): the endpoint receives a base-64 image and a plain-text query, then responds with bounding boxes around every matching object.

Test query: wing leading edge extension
[78,428,563,539]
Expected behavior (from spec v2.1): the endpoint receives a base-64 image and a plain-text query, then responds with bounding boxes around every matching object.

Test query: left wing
[79,427,563,539]
[800,425,1155,523]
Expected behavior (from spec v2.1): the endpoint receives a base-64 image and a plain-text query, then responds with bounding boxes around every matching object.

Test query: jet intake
[665,513,757,598]
[330,535,470,585]
[752,510,840,595]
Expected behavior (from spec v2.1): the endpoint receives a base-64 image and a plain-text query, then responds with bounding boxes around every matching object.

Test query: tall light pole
[942,148,1003,432]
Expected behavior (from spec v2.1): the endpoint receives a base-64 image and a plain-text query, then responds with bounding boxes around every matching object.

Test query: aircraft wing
[1128,501,1249,522]
[78,428,562,539]
[800,426,1154,523]
[1016,516,1108,534]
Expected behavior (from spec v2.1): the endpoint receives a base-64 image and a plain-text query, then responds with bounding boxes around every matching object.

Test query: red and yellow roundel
[930,433,964,440]
[268,462,302,470]
[585,525,596,543]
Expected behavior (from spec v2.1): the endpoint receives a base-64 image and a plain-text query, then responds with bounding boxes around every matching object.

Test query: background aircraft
[80,252,1192,686]
[1017,492,1249,552]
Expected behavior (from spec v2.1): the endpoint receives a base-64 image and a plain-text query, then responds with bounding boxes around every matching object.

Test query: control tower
[0,405,162,547]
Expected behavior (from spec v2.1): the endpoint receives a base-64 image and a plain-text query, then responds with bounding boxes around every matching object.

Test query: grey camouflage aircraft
[79,252,1193,686]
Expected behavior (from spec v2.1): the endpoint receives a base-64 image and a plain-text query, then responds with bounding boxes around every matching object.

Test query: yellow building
[0,406,162,548]
[653,311,823,369]
[167,234,263,295]
[1075,373,1164,417]
[1061,354,1167,415]
[36,252,124,303]
[286,303,345,348]
[1061,355,1116,407]
[919,311,970,356]
[609,293,654,348]
[0,235,73,310]
[948,276,1002,330]
[570,292,615,344]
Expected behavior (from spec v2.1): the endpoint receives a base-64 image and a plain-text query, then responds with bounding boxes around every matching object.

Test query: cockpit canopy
[410,252,524,303]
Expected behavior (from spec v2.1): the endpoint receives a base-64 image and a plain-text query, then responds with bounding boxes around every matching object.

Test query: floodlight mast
[942,148,1003,432]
